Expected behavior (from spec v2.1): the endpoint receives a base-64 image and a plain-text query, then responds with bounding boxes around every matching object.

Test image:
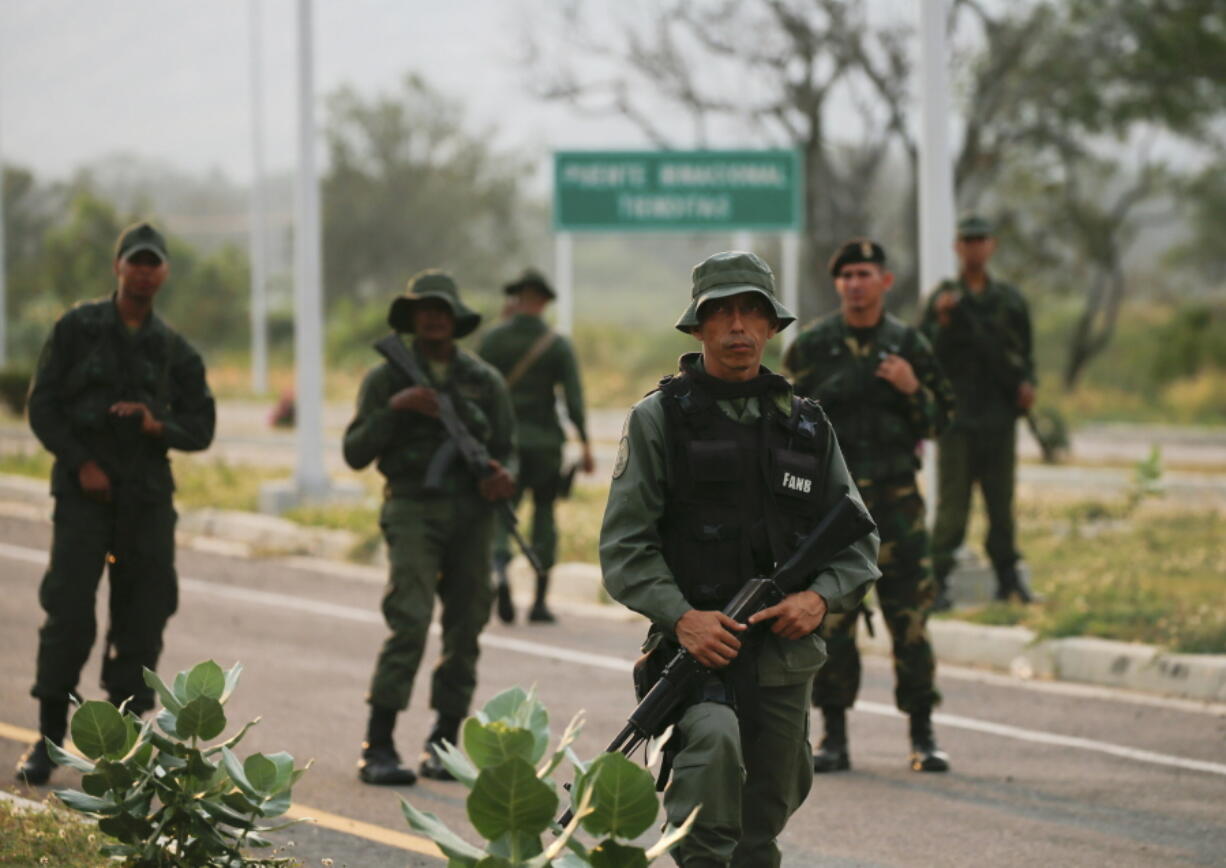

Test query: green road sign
[553,150,803,232]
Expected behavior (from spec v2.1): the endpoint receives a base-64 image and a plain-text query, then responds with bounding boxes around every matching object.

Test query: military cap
[674,250,796,334]
[503,267,556,299]
[828,238,887,277]
[957,214,994,238]
[388,269,482,338]
[115,222,169,264]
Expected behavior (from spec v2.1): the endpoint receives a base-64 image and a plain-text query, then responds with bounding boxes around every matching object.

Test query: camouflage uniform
[919,273,1034,594]
[343,336,515,718]
[27,295,215,715]
[785,311,954,713]
[601,252,880,867]
[478,311,588,573]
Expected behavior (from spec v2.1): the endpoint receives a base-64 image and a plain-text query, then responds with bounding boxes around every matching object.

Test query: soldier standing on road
[477,269,594,624]
[343,270,516,786]
[920,216,1037,606]
[600,251,880,867]
[784,239,956,774]
[17,223,216,785]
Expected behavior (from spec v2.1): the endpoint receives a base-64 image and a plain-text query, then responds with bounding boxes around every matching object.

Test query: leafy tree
[322,74,540,310]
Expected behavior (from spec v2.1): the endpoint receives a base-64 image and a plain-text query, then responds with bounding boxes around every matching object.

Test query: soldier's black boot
[419,713,462,781]
[812,706,850,773]
[16,699,68,786]
[994,563,1034,604]
[909,709,950,772]
[357,705,417,786]
[493,556,515,625]
[528,572,556,624]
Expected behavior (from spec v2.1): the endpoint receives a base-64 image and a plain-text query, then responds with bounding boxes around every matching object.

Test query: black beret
[828,238,887,277]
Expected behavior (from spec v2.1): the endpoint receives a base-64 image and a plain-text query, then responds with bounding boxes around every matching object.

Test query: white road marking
[3,540,1223,779]
[855,700,1226,777]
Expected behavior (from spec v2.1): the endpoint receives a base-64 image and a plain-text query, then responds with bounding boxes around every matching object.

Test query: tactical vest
[656,370,831,611]
[808,314,921,483]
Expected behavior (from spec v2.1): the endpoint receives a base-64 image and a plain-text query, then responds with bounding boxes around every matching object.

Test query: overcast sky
[0,0,658,184]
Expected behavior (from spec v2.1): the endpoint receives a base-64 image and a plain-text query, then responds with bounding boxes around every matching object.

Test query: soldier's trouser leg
[873,484,940,713]
[978,424,1020,573]
[101,499,178,713]
[431,496,494,718]
[32,491,111,705]
[809,610,859,709]
[931,429,974,585]
[668,684,812,868]
[523,447,562,573]
[368,497,450,712]
[732,682,813,868]
[667,701,743,866]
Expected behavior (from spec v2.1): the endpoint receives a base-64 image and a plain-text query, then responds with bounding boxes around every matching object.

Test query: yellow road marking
[1,720,444,861]
[0,721,38,743]
[285,803,443,859]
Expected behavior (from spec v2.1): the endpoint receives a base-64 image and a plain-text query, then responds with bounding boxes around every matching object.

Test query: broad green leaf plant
[400,686,696,867]
[49,660,311,867]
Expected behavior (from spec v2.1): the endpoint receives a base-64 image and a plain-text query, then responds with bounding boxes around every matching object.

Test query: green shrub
[49,660,309,867]
[0,364,33,415]
[401,686,693,866]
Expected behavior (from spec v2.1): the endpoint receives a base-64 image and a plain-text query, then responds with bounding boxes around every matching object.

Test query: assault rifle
[374,334,547,605]
[558,492,874,825]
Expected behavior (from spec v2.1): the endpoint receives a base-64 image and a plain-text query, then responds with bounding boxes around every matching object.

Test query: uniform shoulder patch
[612,409,634,479]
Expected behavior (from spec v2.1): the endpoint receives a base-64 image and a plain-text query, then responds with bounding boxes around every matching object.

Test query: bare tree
[524,0,918,318]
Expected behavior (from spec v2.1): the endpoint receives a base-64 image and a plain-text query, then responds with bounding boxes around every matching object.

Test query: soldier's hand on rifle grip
[676,610,745,669]
[1016,382,1036,411]
[749,590,828,640]
[388,386,439,417]
[875,354,920,396]
[78,459,112,503]
[479,460,515,502]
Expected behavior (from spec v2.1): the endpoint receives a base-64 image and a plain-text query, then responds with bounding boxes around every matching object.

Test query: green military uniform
[784,310,954,714]
[919,270,1034,596]
[27,295,215,716]
[601,252,879,867]
[343,335,515,718]
[478,311,587,573]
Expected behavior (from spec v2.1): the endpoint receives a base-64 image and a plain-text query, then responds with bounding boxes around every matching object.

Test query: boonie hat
[503,268,556,299]
[115,222,169,264]
[388,269,482,338]
[957,214,994,238]
[828,238,887,276]
[674,251,796,334]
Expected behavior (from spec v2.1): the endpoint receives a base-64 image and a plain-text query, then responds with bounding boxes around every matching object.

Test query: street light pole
[917,0,957,299]
[248,0,268,395]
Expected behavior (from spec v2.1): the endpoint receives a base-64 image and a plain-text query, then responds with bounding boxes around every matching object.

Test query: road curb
[3,472,1224,705]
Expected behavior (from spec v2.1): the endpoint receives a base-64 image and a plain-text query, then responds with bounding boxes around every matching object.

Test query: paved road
[2,513,1225,867]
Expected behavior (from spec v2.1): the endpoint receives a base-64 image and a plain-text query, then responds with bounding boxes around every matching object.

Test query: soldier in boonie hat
[674,250,796,334]
[502,267,556,300]
[387,269,482,339]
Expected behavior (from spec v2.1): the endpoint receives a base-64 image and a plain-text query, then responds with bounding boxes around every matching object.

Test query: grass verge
[2,449,1222,653]
[0,796,107,868]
